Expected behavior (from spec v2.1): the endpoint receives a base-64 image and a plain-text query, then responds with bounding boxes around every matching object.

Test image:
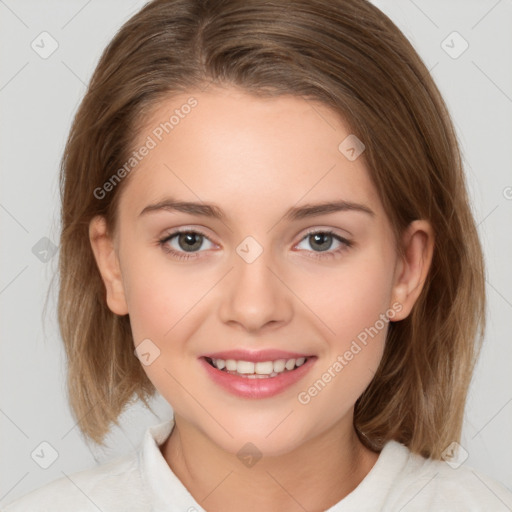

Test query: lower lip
[199,357,316,399]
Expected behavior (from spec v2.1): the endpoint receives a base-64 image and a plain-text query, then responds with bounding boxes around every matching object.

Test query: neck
[160,413,380,512]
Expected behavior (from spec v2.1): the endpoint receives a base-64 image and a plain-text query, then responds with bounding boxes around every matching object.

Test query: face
[90,86,427,457]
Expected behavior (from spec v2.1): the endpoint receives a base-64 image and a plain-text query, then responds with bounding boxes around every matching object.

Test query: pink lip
[199,355,317,399]
[201,349,312,363]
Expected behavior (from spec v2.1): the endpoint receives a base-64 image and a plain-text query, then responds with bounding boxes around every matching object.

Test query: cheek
[122,251,207,397]
[294,246,395,405]
[121,247,204,345]
[340,266,391,340]
[295,259,392,424]
[302,252,394,345]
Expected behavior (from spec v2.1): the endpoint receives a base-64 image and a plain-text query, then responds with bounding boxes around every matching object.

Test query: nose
[218,243,294,333]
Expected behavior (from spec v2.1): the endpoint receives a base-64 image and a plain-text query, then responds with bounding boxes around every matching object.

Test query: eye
[158,228,353,262]
[158,229,215,261]
[295,229,352,259]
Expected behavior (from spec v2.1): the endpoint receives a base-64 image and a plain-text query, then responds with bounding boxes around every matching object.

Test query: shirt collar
[139,417,207,512]
[138,418,408,511]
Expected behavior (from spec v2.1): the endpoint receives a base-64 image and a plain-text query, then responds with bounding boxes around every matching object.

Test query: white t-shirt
[3,419,512,511]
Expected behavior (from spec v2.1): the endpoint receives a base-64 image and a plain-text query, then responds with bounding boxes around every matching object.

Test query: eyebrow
[138,197,375,221]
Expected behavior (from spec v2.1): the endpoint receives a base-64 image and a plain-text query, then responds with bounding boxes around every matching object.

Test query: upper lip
[201,349,314,363]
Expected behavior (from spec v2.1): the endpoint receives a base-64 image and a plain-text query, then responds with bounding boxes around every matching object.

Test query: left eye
[295,230,351,253]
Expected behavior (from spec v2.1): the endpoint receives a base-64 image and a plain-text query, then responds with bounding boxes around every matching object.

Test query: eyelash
[158,228,353,262]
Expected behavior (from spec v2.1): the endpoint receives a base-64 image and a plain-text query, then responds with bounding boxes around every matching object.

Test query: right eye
[158,229,216,261]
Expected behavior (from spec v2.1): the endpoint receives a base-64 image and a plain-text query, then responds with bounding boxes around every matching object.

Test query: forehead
[119,87,382,221]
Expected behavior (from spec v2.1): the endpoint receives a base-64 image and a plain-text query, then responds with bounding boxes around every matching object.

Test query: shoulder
[383,441,512,511]
[2,451,151,512]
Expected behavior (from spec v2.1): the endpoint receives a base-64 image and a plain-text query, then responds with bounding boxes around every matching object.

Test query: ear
[89,215,129,316]
[390,220,434,321]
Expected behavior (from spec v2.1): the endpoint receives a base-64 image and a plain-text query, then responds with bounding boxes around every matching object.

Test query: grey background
[1,0,511,505]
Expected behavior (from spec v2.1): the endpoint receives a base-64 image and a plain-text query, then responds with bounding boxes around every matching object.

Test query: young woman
[5,0,512,510]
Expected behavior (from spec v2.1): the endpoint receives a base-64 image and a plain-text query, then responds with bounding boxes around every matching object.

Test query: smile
[206,356,308,378]
[200,355,317,399]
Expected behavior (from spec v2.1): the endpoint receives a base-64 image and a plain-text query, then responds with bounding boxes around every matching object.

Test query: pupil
[311,233,332,251]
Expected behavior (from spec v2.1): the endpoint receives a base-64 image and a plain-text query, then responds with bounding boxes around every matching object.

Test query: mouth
[200,352,317,398]
[203,355,312,379]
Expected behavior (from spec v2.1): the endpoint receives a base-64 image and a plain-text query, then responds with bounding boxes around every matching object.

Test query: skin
[89,86,434,512]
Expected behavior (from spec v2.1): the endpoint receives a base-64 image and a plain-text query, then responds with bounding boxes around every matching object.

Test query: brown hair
[57,0,485,458]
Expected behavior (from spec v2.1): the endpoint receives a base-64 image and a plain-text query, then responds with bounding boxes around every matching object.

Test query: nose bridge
[218,235,292,331]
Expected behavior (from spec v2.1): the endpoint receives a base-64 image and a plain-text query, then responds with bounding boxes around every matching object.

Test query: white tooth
[273,359,286,372]
[255,361,274,375]
[284,358,296,370]
[213,357,308,374]
[237,360,255,374]
[225,359,237,371]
